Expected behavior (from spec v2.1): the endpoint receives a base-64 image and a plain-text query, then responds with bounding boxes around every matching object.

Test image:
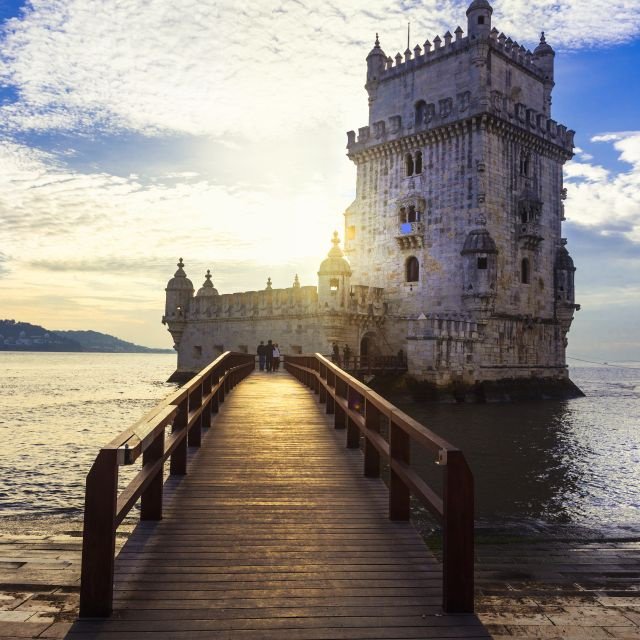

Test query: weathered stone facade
[163,0,581,398]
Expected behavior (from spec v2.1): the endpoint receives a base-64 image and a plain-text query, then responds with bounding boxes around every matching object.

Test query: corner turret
[466,0,492,40]
[318,232,352,311]
[163,258,194,349]
[461,218,498,313]
[165,258,194,317]
[534,32,555,115]
[196,269,219,297]
[365,34,387,104]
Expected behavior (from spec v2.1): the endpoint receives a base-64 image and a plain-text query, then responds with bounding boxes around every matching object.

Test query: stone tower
[344,0,581,396]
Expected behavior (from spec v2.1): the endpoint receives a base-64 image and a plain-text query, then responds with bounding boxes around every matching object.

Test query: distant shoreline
[0,348,173,354]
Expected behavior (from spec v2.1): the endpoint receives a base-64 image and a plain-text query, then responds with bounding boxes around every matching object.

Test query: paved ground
[2,534,639,638]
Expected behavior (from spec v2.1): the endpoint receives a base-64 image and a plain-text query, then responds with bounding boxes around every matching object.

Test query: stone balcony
[395,221,424,249]
[517,221,543,249]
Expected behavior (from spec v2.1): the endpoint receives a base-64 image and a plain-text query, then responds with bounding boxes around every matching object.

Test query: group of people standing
[331,342,352,367]
[257,340,281,372]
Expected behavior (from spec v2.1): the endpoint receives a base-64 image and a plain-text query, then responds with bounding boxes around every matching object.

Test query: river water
[0,352,638,538]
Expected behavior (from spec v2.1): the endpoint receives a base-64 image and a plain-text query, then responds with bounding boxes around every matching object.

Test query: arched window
[415,151,423,174]
[405,153,414,177]
[519,152,530,177]
[406,256,419,282]
[399,206,407,223]
[521,258,530,284]
[408,205,417,222]
[478,16,485,24]
[330,278,339,292]
[415,101,427,127]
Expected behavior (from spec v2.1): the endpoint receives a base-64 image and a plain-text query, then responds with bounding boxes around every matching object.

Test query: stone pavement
[0,532,639,639]
[474,538,640,639]
[0,527,133,639]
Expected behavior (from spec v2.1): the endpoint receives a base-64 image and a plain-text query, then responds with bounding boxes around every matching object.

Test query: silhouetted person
[266,339,274,372]
[257,341,266,371]
[332,342,340,365]
[273,343,281,371]
[343,344,351,368]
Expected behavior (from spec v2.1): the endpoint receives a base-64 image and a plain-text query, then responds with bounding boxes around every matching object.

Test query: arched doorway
[360,332,379,368]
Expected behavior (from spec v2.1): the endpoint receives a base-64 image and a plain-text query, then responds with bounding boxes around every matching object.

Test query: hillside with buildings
[0,320,172,353]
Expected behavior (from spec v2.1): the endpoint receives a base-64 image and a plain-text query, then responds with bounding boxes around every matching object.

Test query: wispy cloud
[564,131,640,243]
[0,1,638,138]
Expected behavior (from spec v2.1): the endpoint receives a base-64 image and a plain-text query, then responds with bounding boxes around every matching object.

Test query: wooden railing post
[334,378,346,430]
[203,373,213,429]
[364,400,381,477]
[318,363,327,404]
[188,385,202,447]
[211,372,220,414]
[170,398,188,475]
[326,371,335,415]
[80,449,118,617]
[443,450,475,613]
[389,418,410,520]
[141,428,165,521]
[346,386,360,448]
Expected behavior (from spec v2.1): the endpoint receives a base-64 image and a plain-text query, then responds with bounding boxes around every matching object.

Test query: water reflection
[394,367,640,536]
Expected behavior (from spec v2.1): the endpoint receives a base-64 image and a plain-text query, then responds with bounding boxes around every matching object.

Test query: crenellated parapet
[348,5,573,160]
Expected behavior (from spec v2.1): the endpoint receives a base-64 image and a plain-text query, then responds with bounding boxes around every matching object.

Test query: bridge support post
[79,449,118,617]
[346,387,360,448]
[170,398,188,475]
[188,385,202,447]
[443,451,475,613]
[211,373,220,414]
[389,422,410,520]
[141,429,165,520]
[326,371,335,414]
[364,401,381,477]
[318,364,327,405]
[334,379,346,430]
[203,373,213,429]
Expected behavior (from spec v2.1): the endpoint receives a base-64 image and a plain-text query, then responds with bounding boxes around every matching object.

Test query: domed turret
[461,222,498,312]
[165,258,194,318]
[533,32,555,79]
[319,231,352,276]
[166,258,194,291]
[554,245,576,307]
[196,269,219,297]
[466,0,492,40]
[318,232,352,311]
[461,228,497,255]
[366,34,387,97]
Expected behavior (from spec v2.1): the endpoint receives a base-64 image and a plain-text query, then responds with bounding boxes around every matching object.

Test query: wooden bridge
[72,353,485,639]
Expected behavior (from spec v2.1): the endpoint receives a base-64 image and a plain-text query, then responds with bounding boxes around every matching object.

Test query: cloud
[0,251,9,276]
[564,131,640,244]
[0,1,638,138]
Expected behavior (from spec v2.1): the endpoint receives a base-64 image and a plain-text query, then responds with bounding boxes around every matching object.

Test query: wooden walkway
[69,371,488,639]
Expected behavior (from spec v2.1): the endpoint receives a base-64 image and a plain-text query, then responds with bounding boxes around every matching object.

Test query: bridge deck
[70,372,488,639]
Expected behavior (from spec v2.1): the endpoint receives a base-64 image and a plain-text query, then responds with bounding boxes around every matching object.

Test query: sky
[0,0,639,359]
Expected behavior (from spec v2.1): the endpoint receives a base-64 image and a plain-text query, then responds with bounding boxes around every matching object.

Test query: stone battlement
[379,29,543,81]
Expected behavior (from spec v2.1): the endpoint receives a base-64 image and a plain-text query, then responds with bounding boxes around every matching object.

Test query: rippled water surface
[396,366,640,537]
[1,353,638,537]
[0,352,176,528]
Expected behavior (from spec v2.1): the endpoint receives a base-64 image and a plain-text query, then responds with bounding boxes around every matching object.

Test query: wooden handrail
[79,351,255,617]
[284,353,474,613]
